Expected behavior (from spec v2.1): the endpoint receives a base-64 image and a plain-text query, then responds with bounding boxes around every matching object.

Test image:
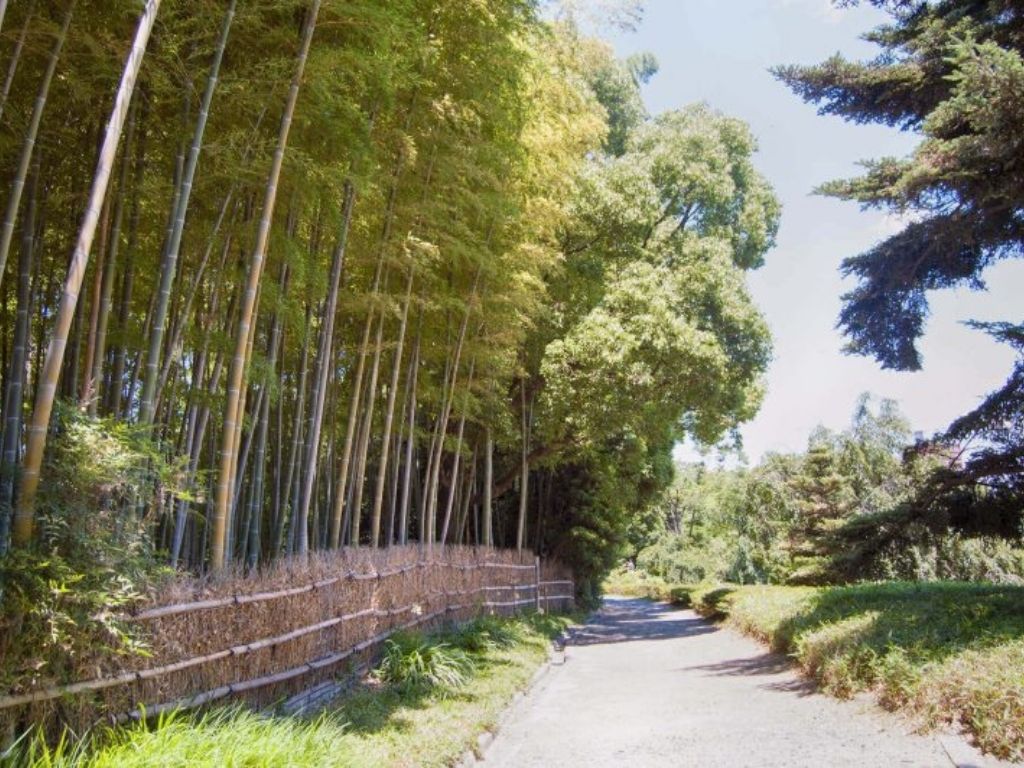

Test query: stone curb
[456,631,573,767]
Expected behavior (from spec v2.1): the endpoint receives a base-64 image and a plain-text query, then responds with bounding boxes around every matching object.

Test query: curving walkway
[483,596,1012,768]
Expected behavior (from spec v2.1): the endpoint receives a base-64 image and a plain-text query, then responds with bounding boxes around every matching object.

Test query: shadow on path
[586,598,814,696]
[679,651,793,678]
[569,596,717,646]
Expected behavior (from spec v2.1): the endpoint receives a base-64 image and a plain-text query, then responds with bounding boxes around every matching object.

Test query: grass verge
[688,582,1024,761]
[4,612,573,768]
[602,567,695,606]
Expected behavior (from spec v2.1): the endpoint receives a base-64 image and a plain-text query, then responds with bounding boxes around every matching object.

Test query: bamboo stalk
[0,2,73,293]
[12,0,160,546]
[138,0,236,425]
[87,98,138,416]
[0,3,33,123]
[296,181,355,552]
[370,262,414,546]
[397,318,421,545]
[211,0,321,570]
[0,158,38,552]
[440,359,475,545]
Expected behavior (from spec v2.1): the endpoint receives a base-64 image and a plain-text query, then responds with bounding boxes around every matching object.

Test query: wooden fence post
[534,555,541,612]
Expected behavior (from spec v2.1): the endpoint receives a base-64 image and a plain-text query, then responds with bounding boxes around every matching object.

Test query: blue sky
[605,0,1024,463]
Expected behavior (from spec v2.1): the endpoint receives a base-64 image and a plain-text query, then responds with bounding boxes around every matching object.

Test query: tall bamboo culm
[210,0,321,570]
[11,0,161,547]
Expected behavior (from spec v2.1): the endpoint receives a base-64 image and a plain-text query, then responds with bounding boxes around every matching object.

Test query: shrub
[602,566,672,600]
[1,405,174,703]
[667,586,694,607]
[690,585,736,618]
[375,632,474,694]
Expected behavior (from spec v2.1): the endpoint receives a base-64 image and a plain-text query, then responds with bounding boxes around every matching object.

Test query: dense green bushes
[625,395,1024,590]
[689,583,1024,761]
[602,567,695,606]
[0,406,171,695]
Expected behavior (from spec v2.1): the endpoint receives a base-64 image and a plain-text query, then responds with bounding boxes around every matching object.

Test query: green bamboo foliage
[0,0,776,586]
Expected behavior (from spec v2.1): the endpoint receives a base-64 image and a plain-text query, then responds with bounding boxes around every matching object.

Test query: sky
[604,0,1024,464]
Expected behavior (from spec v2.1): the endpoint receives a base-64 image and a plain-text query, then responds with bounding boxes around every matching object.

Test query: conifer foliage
[777,0,1024,537]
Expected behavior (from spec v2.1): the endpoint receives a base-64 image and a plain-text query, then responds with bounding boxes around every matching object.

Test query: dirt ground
[483,596,1016,768]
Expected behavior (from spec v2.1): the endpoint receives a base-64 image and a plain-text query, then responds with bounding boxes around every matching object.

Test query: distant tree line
[631,394,1024,586]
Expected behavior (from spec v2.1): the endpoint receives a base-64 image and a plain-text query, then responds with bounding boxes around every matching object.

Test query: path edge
[456,626,576,767]
[688,603,1009,768]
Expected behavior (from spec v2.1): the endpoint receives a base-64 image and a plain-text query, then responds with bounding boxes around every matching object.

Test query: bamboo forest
[0,0,1021,765]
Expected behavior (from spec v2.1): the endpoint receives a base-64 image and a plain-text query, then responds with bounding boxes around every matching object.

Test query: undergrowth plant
[1,406,175,701]
[449,615,523,654]
[375,632,475,695]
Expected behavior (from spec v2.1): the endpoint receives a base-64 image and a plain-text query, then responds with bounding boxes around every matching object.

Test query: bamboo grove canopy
[0,0,777,596]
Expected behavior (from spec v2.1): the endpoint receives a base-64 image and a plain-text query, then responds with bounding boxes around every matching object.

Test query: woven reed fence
[1,546,574,734]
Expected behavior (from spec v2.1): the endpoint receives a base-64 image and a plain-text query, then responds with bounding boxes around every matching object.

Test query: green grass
[602,567,696,605]
[689,582,1024,761]
[5,613,572,768]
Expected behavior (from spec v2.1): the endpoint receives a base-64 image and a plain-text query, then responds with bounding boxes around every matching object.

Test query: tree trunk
[0,2,73,293]
[12,0,160,547]
[397,320,421,546]
[225,275,263,560]
[369,262,414,547]
[210,0,320,569]
[79,194,110,408]
[483,427,493,547]
[244,377,270,570]
[88,98,138,416]
[516,380,530,552]
[423,270,480,550]
[457,445,477,546]
[440,359,474,545]
[278,301,311,556]
[108,92,148,417]
[170,347,219,568]
[350,286,392,545]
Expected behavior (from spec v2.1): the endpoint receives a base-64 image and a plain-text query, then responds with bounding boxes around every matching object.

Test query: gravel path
[483,596,1010,768]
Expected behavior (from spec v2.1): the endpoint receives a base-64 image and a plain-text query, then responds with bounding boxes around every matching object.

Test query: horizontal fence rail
[0,546,574,728]
[131,561,539,622]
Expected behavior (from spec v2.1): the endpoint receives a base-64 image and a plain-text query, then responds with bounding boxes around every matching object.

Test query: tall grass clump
[4,709,356,768]
[375,631,475,694]
[449,615,523,654]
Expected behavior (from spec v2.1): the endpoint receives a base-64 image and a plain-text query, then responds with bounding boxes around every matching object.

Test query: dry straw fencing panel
[0,546,574,732]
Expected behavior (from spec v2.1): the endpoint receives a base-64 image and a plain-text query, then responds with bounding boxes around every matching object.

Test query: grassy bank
[684,582,1024,761]
[7,613,571,768]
